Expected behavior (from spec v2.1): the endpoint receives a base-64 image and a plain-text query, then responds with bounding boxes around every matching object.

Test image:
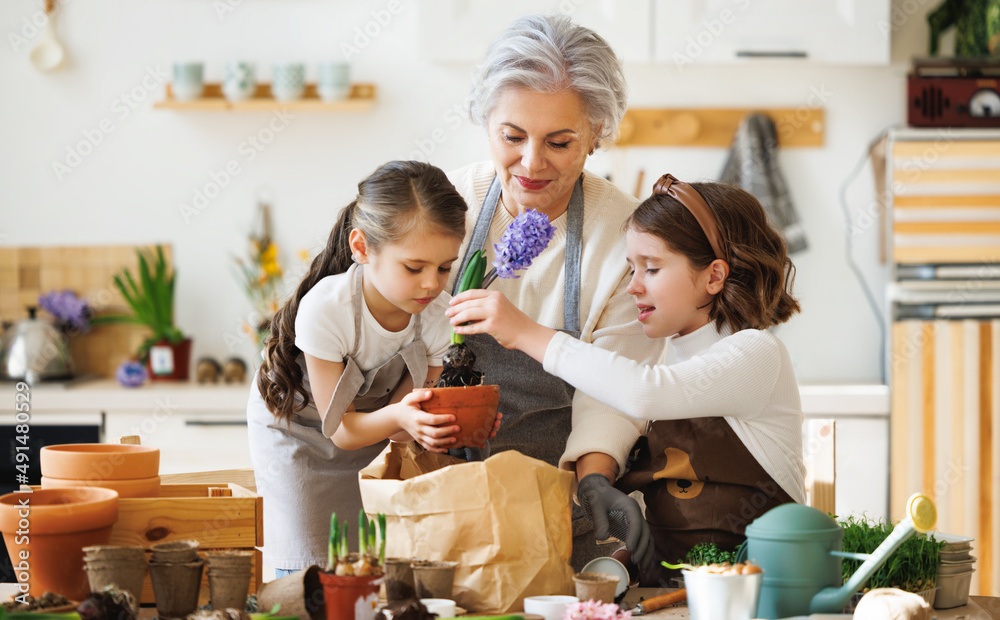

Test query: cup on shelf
[271,62,305,102]
[317,61,351,102]
[172,62,204,102]
[223,61,256,103]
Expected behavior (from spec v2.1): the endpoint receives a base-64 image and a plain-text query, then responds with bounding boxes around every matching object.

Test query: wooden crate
[109,482,262,605]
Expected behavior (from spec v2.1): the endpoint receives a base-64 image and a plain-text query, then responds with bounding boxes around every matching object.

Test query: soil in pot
[417,386,499,449]
[383,557,419,604]
[410,560,458,600]
[318,571,382,620]
[0,487,119,601]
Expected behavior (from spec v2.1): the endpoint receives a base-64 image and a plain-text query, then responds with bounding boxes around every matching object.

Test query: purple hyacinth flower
[38,290,91,332]
[490,209,556,282]
[116,360,148,388]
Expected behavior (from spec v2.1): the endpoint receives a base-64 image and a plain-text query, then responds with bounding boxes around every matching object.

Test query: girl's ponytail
[257,201,358,420]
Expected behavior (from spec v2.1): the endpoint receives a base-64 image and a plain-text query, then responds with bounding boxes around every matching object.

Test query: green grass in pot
[90,245,186,361]
[838,514,944,594]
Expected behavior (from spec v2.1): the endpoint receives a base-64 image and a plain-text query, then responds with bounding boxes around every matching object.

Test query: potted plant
[426,209,556,448]
[319,511,386,620]
[838,515,944,611]
[91,245,191,380]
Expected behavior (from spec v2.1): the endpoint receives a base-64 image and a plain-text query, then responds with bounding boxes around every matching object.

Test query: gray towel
[720,113,808,253]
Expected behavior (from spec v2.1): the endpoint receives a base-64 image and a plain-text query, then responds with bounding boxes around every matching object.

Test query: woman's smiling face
[486,87,597,220]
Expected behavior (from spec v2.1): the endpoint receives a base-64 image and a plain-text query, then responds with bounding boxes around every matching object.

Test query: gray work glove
[577,473,654,571]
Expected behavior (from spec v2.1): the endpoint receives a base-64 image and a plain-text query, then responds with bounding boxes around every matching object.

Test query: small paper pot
[208,566,252,611]
[206,549,254,571]
[257,565,324,620]
[318,572,382,620]
[573,571,619,604]
[84,555,148,605]
[683,569,762,620]
[384,557,419,603]
[148,559,205,618]
[935,569,975,609]
[83,545,146,562]
[151,539,200,563]
[411,560,458,600]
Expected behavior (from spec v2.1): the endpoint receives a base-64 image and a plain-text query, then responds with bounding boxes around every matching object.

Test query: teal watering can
[744,493,937,619]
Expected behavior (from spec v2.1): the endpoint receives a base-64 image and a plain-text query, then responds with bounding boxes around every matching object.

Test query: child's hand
[447,290,557,363]
[394,389,460,453]
[488,411,503,439]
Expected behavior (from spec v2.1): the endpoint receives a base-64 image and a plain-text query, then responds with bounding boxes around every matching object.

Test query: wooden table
[621,588,1000,619]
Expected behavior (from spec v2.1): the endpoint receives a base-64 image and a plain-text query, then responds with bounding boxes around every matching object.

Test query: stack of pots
[82,545,147,606]
[40,444,161,498]
[206,550,253,611]
[935,533,977,609]
[148,540,205,618]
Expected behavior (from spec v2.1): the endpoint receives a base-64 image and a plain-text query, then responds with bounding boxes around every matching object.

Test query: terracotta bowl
[41,475,161,498]
[0,487,119,600]
[419,385,500,449]
[40,444,160,481]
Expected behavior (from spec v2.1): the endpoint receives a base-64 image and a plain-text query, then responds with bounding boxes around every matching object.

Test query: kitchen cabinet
[416,0,653,63]
[652,0,890,65]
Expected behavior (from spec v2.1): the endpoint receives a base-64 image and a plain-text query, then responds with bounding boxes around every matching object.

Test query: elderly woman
[447,14,663,569]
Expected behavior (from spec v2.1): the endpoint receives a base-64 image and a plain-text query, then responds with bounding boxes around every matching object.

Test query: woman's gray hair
[468,13,628,148]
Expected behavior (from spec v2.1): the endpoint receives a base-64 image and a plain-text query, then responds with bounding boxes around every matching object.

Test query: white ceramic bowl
[523,595,579,620]
[420,598,455,617]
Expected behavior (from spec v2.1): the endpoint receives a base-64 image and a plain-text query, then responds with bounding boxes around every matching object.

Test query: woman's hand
[446,290,555,363]
[392,389,460,453]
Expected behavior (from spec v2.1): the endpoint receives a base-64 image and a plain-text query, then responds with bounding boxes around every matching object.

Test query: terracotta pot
[40,444,160,480]
[151,539,199,563]
[42,475,161,498]
[146,337,192,381]
[0,487,119,600]
[419,385,499,449]
[410,560,458,600]
[572,571,619,604]
[257,565,324,620]
[318,572,382,620]
[149,559,205,618]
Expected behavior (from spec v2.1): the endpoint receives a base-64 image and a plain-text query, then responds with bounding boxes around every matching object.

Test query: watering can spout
[808,493,937,614]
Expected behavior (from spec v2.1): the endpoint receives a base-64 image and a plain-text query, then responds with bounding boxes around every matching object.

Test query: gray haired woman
[446,14,663,570]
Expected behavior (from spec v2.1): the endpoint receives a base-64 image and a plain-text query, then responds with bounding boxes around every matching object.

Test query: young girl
[447,174,806,585]
[247,161,475,577]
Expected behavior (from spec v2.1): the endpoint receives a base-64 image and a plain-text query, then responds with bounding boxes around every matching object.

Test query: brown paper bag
[359,442,575,613]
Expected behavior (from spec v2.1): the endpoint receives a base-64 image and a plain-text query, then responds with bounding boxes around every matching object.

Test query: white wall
[0,0,938,383]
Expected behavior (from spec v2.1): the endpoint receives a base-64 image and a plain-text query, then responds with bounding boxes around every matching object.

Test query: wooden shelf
[155,82,376,111]
[617,107,824,147]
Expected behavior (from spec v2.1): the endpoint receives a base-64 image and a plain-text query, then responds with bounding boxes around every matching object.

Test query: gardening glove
[577,473,654,572]
[448,441,490,462]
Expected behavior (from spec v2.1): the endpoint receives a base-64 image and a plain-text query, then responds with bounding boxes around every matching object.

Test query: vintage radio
[907,57,1000,127]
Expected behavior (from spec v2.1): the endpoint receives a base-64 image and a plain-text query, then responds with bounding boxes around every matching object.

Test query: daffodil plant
[327,510,387,577]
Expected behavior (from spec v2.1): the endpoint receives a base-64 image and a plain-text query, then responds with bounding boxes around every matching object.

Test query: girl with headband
[446,174,806,585]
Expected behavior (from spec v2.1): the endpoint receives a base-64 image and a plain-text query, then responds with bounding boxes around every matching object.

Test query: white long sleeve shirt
[544,321,806,503]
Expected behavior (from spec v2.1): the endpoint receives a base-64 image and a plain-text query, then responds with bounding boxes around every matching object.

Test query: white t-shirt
[294,264,452,370]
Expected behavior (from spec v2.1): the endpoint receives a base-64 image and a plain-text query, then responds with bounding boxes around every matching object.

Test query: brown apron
[618,416,795,587]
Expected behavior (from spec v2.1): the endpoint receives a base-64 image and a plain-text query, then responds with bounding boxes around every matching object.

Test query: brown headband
[651,173,725,261]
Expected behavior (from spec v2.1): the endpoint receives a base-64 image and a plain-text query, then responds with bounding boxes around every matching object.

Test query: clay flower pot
[0,487,119,601]
[82,545,147,605]
[419,385,499,449]
[257,565,324,620]
[42,475,161,498]
[410,560,458,599]
[318,571,382,620]
[151,539,200,563]
[40,444,160,480]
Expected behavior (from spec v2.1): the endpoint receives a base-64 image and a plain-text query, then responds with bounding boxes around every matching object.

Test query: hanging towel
[720,113,808,253]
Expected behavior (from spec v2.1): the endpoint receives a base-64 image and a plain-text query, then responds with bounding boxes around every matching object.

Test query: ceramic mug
[317,61,351,102]
[223,61,256,103]
[271,62,305,102]
[172,62,204,102]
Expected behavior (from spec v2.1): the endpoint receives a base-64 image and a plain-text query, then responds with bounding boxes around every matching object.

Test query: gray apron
[248,265,429,569]
[452,175,614,570]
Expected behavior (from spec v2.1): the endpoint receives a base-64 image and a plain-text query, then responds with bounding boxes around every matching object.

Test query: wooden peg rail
[616,108,825,148]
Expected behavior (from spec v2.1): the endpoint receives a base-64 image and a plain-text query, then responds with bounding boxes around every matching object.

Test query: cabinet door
[418,0,652,63]
[653,0,890,65]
